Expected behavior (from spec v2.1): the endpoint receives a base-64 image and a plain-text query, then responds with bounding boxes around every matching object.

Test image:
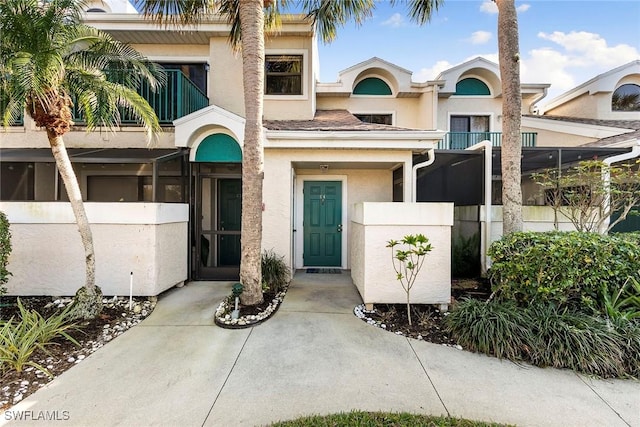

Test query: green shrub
[445,300,637,378]
[0,299,80,376]
[261,250,290,294]
[488,231,640,313]
[452,232,481,278]
[0,211,12,296]
[443,299,533,360]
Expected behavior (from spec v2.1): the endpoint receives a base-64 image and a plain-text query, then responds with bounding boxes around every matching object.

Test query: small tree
[386,234,432,326]
[0,211,12,296]
[532,160,640,233]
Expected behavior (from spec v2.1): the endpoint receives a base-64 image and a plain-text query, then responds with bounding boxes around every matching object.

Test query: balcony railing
[437,132,537,150]
[72,69,209,125]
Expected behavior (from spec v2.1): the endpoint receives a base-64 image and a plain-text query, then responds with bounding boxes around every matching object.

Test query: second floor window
[265,55,302,95]
[355,114,393,125]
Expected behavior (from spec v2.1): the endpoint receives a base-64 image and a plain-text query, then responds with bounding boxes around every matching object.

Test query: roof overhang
[0,148,185,163]
[522,116,634,139]
[265,130,446,153]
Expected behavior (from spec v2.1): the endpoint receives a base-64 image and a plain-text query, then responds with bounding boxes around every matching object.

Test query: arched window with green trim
[455,78,491,96]
[353,77,392,95]
[195,133,242,162]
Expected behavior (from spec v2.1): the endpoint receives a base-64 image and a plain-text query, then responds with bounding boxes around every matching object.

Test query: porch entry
[303,181,342,267]
[192,133,242,280]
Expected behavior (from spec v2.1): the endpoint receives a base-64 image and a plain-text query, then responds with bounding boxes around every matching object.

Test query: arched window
[612,83,640,111]
[86,8,106,12]
[353,77,392,95]
[455,78,491,96]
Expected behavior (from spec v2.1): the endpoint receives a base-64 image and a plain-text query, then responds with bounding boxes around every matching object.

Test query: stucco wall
[262,148,411,270]
[1,202,188,296]
[315,97,423,128]
[0,114,176,149]
[438,97,501,131]
[521,125,597,147]
[351,202,453,306]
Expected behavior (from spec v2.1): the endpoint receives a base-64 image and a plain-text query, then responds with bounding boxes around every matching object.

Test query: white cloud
[468,30,492,45]
[538,31,640,68]
[480,1,498,14]
[381,13,405,28]
[521,48,575,91]
[517,4,531,13]
[414,60,453,81]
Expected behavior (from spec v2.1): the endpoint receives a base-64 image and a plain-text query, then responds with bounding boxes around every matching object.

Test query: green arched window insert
[455,78,491,96]
[353,77,392,95]
[195,134,242,162]
[612,83,640,111]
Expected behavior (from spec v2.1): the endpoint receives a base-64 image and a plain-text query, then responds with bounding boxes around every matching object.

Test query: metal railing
[72,69,209,125]
[437,132,537,149]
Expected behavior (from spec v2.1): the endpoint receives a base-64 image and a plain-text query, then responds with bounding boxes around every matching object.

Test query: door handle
[337,224,343,232]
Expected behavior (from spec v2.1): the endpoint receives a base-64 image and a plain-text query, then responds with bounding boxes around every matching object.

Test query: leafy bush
[0,211,12,296]
[445,299,638,378]
[602,276,640,321]
[452,232,481,278]
[443,299,533,360]
[261,250,290,294]
[488,231,640,313]
[0,299,79,376]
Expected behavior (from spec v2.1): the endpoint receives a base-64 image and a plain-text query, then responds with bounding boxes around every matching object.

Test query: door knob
[337,224,343,232]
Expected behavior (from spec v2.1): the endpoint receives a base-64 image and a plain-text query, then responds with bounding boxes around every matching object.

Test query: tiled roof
[263,110,419,131]
[524,114,640,147]
[581,129,640,147]
[524,114,640,130]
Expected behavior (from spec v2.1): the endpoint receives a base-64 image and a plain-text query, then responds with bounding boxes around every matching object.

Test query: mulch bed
[0,295,155,411]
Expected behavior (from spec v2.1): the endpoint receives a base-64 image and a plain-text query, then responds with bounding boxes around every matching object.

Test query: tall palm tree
[403,0,523,234]
[495,0,523,234]
[136,0,375,306]
[0,0,163,318]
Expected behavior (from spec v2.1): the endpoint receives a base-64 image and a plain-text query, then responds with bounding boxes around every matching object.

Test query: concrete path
[3,272,639,427]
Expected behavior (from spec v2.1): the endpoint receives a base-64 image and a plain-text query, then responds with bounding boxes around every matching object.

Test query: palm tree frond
[395,0,444,25]
[133,0,217,27]
[303,0,376,44]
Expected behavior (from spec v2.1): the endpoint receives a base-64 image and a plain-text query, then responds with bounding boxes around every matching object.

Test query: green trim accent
[353,78,392,95]
[195,134,242,162]
[455,78,490,95]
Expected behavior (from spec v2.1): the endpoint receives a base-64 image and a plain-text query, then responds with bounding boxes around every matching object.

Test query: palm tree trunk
[496,0,523,234]
[48,130,103,318]
[238,0,265,306]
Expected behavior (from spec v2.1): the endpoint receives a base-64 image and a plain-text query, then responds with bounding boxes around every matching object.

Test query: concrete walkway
[3,272,639,427]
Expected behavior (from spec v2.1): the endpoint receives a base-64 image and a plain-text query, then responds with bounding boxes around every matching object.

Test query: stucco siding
[1,202,188,296]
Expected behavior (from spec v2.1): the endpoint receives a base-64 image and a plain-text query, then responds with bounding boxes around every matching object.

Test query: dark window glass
[612,84,640,111]
[354,114,393,125]
[265,55,302,95]
[160,63,208,95]
[1,162,34,200]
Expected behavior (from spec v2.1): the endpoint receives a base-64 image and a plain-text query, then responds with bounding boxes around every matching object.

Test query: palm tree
[402,0,523,234]
[495,0,523,234]
[0,0,163,319]
[136,0,375,306]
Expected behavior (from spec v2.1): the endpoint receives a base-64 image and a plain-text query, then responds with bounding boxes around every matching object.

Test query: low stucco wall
[351,202,453,307]
[1,202,188,296]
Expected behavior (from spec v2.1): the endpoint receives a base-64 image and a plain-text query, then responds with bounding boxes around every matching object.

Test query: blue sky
[315,0,640,105]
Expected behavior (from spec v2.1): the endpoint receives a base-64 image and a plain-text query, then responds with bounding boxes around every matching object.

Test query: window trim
[264,50,308,100]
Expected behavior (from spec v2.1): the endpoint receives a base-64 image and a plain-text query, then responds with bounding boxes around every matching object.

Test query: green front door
[303,181,342,267]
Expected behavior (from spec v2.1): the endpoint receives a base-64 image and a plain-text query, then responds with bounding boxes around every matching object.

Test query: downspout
[466,140,493,273]
[412,147,435,202]
[600,139,640,234]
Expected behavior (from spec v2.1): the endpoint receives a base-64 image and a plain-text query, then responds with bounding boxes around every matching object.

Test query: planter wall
[1,202,188,296]
[350,202,453,308]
